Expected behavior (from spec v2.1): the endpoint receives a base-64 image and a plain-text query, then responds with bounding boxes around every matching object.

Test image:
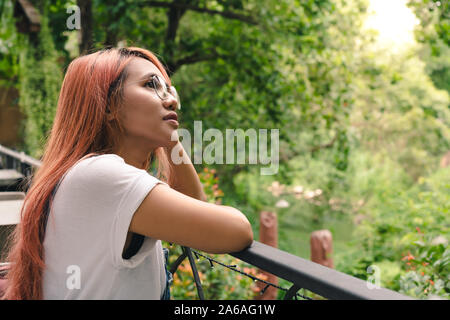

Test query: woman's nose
[162,94,178,111]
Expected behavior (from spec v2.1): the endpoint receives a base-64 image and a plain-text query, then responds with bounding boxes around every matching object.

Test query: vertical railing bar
[182,246,205,300]
[169,251,188,275]
[284,284,302,300]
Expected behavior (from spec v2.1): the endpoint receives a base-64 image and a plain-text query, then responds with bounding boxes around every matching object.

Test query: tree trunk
[77,0,93,55]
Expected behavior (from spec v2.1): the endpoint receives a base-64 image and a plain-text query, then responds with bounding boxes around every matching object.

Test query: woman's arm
[126,142,252,254]
[167,141,207,202]
[129,184,254,253]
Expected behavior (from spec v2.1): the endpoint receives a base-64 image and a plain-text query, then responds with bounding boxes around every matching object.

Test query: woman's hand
[166,141,207,202]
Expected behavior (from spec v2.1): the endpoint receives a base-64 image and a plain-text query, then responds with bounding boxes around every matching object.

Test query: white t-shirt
[42,154,168,299]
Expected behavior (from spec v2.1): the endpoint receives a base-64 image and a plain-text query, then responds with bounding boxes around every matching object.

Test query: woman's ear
[106,113,114,121]
[106,108,115,121]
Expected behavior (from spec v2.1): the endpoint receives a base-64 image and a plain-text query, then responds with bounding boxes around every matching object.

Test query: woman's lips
[162,112,178,121]
[163,112,178,127]
[164,119,179,127]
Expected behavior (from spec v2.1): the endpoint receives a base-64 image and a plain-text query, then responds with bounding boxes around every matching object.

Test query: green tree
[408,0,450,93]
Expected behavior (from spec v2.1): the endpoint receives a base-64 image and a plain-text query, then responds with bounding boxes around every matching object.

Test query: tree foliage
[0,0,448,299]
[408,0,450,93]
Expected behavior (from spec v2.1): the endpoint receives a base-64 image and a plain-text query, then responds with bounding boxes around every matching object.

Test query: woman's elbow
[204,217,253,254]
[233,219,254,252]
[244,220,254,246]
[204,207,253,254]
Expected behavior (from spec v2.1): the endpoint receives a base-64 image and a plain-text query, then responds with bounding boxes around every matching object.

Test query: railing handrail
[231,241,414,300]
[0,144,42,168]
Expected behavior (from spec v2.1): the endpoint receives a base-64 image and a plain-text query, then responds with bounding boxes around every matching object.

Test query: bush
[338,167,450,299]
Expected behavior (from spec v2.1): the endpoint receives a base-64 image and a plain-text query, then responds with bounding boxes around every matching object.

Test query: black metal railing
[0,144,41,192]
[0,144,414,300]
[167,243,413,300]
[232,241,413,299]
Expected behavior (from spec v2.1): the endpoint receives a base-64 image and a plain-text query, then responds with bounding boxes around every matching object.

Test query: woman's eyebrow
[139,72,158,80]
[131,72,171,88]
[127,72,159,85]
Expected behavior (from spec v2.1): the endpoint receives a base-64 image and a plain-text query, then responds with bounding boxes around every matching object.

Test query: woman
[1,47,253,300]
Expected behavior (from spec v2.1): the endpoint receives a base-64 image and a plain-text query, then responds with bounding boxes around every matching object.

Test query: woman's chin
[167,130,179,145]
[159,137,179,149]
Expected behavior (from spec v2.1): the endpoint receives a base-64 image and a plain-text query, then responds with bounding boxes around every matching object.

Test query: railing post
[310,229,334,269]
[256,211,278,300]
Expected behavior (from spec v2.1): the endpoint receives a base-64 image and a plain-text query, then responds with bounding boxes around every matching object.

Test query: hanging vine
[17,3,62,159]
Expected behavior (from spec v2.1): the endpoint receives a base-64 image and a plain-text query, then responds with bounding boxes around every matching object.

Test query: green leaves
[15,7,63,158]
[340,167,450,299]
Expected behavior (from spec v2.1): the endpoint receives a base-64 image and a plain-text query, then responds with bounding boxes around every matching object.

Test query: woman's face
[116,57,179,151]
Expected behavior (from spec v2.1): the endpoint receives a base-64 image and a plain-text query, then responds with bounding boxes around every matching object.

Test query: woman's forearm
[167,142,207,201]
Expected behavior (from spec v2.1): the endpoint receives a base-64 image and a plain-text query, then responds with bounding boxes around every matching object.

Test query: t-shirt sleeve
[74,155,167,268]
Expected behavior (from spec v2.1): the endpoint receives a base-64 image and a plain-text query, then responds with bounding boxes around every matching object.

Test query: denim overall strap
[161,247,173,300]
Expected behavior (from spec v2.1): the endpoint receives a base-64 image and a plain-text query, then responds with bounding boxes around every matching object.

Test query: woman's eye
[145,80,157,88]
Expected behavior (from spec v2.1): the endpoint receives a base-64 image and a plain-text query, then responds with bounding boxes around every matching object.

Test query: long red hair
[1,47,174,299]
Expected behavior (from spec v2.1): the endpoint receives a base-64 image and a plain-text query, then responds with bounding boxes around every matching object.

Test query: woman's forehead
[126,57,163,81]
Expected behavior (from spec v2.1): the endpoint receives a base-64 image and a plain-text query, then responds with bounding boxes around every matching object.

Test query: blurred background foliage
[0,0,448,299]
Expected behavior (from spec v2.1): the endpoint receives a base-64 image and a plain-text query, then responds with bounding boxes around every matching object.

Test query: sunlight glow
[365,0,420,50]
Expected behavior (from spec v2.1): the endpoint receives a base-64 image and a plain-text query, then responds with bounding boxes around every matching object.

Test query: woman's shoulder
[72,153,126,172]
[60,153,131,186]
[78,153,124,165]
[66,153,154,188]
